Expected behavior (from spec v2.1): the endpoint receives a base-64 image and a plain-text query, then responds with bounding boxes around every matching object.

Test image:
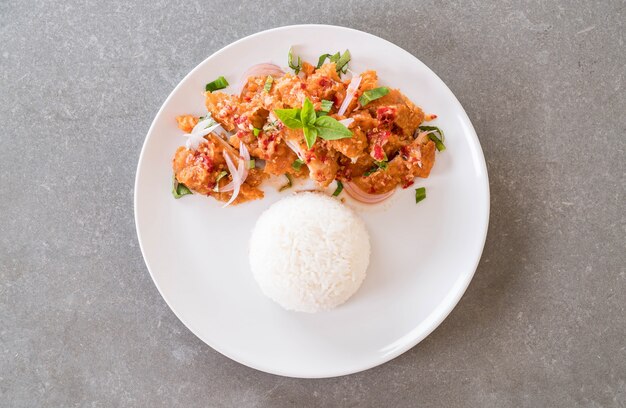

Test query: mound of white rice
[249,192,370,313]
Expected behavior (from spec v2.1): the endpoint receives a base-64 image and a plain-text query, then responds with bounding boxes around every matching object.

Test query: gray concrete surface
[1,0,625,406]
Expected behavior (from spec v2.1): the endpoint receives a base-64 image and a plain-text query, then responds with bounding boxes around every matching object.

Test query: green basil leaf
[303,126,318,149]
[273,108,303,129]
[172,175,192,198]
[205,76,229,92]
[288,47,301,74]
[314,115,353,140]
[358,87,390,106]
[332,180,343,196]
[292,158,305,171]
[415,187,426,204]
[301,98,316,127]
[264,75,273,93]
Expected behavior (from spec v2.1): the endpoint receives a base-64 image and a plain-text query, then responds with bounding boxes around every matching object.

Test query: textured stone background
[1,0,624,406]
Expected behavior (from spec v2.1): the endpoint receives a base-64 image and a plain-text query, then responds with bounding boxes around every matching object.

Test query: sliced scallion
[213,170,229,192]
[279,173,293,191]
[205,76,229,92]
[253,127,261,137]
[172,175,192,198]
[332,180,343,196]
[419,125,446,151]
[415,187,426,204]
[288,47,302,74]
[248,159,255,169]
[292,158,305,171]
[264,75,273,93]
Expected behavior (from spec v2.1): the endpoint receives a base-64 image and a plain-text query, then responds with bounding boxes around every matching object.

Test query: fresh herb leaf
[316,53,332,69]
[279,173,293,191]
[363,167,377,177]
[213,171,229,192]
[253,127,261,136]
[375,160,388,170]
[359,87,390,106]
[335,50,351,74]
[273,108,303,129]
[292,158,305,171]
[303,126,318,149]
[301,98,316,127]
[172,175,192,198]
[320,99,333,113]
[264,75,273,93]
[332,180,343,196]
[314,116,353,140]
[205,76,229,92]
[248,159,255,169]
[288,47,302,74]
[418,125,446,151]
[415,187,426,203]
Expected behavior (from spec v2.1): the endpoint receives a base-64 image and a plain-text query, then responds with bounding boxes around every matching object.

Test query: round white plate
[135,25,489,378]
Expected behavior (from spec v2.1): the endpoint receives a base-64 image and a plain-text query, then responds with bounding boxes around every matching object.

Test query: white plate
[134,25,489,378]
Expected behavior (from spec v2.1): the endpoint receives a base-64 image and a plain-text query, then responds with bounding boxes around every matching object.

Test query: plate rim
[134,24,490,378]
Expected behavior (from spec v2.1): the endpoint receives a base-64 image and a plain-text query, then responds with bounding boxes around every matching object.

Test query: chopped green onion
[205,76,229,92]
[364,167,376,177]
[264,75,273,93]
[292,158,305,171]
[415,187,426,204]
[279,173,293,191]
[213,170,229,192]
[320,99,333,113]
[419,125,446,151]
[248,159,255,169]
[172,175,192,198]
[253,127,261,136]
[335,50,351,74]
[376,160,388,170]
[332,180,343,196]
[288,47,302,74]
[316,53,332,69]
[359,87,390,106]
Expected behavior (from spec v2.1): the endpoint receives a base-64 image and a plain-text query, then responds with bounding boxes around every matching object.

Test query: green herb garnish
[332,180,343,196]
[279,173,293,191]
[292,158,305,171]
[375,160,388,170]
[318,99,333,116]
[205,76,229,92]
[213,171,229,192]
[415,187,426,203]
[359,87,390,106]
[363,160,388,176]
[273,98,352,149]
[264,75,273,93]
[172,175,192,198]
[288,47,302,74]
[315,50,350,74]
[253,127,261,137]
[418,125,446,151]
[248,159,255,169]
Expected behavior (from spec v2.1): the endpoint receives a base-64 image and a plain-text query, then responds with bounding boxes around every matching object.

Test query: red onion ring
[343,181,395,204]
[222,151,242,207]
[239,63,285,94]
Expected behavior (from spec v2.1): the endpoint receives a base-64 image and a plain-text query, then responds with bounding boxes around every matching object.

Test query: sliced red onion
[337,75,362,116]
[222,151,242,207]
[284,139,304,160]
[343,181,395,204]
[239,63,285,94]
[191,117,216,134]
[338,118,354,127]
[184,123,222,150]
[218,142,250,193]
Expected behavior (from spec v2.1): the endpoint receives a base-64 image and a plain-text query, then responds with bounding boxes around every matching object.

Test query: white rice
[249,192,370,313]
